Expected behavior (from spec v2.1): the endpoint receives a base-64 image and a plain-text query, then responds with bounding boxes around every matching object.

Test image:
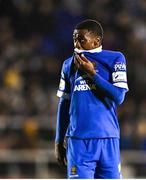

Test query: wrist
[88,69,96,77]
[55,140,64,146]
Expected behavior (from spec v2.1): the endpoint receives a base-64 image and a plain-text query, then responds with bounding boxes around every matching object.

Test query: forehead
[73,29,94,38]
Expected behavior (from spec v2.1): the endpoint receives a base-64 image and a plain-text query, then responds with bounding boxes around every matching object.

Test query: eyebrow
[73,33,84,38]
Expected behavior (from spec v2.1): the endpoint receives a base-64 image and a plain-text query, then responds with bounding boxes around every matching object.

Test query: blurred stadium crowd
[0,0,146,178]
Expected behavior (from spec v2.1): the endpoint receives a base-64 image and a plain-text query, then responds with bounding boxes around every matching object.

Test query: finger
[58,157,65,165]
[76,54,85,65]
[92,61,97,67]
[55,151,65,165]
[75,55,83,68]
[64,156,67,165]
[74,57,80,68]
[74,55,80,64]
[80,54,89,62]
[75,54,81,62]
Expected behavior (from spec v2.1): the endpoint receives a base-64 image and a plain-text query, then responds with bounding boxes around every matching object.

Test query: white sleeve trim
[113,82,129,90]
[57,90,70,99]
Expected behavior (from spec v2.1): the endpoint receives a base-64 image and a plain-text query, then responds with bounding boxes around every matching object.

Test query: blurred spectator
[134,117,146,150]
[11,118,39,149]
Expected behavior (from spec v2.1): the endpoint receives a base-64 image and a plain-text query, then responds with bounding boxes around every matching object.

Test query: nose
[74,40,81,49]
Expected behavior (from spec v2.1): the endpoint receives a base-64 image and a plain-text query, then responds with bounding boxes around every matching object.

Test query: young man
[55,19,128,179]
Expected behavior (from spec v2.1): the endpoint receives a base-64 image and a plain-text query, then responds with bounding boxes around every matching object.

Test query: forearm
[92,73,127,105]
[55,97,70,144]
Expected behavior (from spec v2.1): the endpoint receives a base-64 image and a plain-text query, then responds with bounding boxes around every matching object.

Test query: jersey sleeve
[57,62,71,99]
[112,53,129,90]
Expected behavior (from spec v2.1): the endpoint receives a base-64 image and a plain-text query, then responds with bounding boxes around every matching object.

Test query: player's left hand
[74,53,96,76]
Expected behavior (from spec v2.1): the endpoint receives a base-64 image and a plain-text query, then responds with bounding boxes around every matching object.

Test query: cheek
[87,41,95,48]
[91,42,95,47]
[82,39,95,50]
[85,41,93,49]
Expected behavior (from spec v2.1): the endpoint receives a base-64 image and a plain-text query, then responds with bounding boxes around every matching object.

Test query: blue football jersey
[57,46,128,139]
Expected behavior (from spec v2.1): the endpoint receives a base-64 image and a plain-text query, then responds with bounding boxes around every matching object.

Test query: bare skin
[74,53,96,76]
[73,29,101,76]
[55,142,67,165]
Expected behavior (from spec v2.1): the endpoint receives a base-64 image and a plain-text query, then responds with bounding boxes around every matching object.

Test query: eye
[80,39,85,44]
[73,36,86,44]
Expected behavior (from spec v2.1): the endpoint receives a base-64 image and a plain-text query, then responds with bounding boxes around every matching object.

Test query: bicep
[112,53,129,91]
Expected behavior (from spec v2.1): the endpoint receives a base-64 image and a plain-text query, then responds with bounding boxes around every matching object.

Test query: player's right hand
[55,142,67,166]
[74,53,96,76]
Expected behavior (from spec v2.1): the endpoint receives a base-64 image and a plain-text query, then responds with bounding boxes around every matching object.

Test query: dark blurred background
[0,0,146,178]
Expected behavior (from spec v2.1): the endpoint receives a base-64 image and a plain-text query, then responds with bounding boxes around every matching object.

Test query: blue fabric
[56,50,128,140]
[55,97,70,143]
[92,73,127,105]
[67,138,122,179]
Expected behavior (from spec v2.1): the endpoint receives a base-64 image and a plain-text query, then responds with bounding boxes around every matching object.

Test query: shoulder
[63,56,73,67]
[62,56,73,71]
[102,50,126,65]
[102,50,125,59]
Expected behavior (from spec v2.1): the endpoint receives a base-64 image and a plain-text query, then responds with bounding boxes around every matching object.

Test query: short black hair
[75,19,103,40]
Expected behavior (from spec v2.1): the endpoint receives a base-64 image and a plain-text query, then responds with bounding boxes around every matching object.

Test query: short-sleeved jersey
[57,48,128,139]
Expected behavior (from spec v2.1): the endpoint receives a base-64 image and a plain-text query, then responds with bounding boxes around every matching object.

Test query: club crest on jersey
[71,166,77,175]
[69,166,79,178]
[114,62,126,71]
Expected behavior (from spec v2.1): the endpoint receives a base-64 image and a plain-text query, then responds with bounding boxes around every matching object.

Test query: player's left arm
[75,53,128,105]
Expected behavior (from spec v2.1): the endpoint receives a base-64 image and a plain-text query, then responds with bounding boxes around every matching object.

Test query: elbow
[115,93,125,105]
[116,97,124,105]
[114,88,127,105]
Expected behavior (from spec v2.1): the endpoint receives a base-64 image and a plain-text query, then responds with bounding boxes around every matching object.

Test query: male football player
[55,19,128,179]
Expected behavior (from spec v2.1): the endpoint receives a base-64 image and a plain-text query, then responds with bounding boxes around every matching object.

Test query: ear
[97,37,100,42]
[93,37,100,47]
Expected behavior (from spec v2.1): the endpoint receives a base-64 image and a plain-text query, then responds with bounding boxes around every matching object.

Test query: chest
[69,61,112,91]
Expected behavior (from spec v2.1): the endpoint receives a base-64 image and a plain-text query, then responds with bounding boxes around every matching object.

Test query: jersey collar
[74,46,102,54]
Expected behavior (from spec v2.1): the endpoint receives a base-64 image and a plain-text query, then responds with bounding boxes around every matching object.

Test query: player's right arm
[55,97,70,165]
[55,61,70,165]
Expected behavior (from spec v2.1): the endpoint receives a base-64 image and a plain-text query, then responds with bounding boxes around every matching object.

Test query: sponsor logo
[114,63,126,71]
[74,80,96,91]
[74,84,96,91]
[112,71,127,82]
[75,71,98,82]
[75,76,84,82]
[75,74,88,82]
